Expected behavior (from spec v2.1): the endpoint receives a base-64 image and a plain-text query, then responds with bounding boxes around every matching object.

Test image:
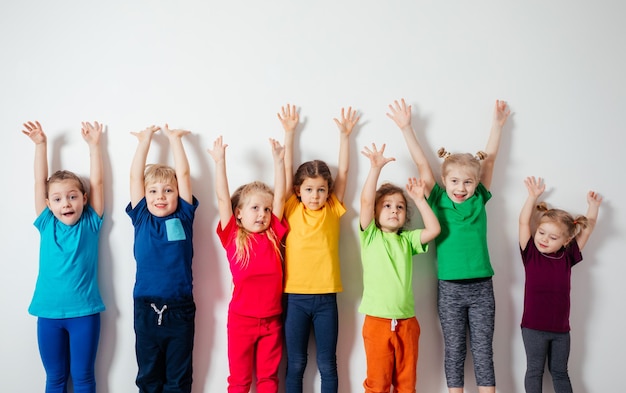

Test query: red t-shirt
[520,238,582,332]
[217,214,288,318]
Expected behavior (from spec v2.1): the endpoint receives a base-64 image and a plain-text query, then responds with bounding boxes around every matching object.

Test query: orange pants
[362,315,420,393]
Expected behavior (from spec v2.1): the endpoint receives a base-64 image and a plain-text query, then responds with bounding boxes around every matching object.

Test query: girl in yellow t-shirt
[278,103,358,393]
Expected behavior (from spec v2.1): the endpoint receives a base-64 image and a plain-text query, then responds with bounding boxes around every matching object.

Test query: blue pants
[134,297,196,393]
[438,279,496,388]
[284,293,338,393]
[521,327,572,393]
[37,313,100,393]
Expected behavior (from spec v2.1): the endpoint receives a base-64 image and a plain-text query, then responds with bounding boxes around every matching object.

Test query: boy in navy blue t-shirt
[127,124,199,393]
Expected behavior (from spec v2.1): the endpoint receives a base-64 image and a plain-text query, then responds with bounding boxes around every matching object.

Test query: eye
[148,189,156,194]
[305,188,312,192]
[53,198,61,202]
[265,207,271,212]
[397,205,404,210]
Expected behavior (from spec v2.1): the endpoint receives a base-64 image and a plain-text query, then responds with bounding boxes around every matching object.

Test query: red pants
[362,315,420,393]
[227,312,283,393]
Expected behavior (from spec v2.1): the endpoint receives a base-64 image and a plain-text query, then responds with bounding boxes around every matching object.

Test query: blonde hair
[535,202,589,243]
[231,181,283,268]
[438,147,486,180]
[144,164,177,188]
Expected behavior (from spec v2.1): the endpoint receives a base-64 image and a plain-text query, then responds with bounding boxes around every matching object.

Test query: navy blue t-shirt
[126,196,199,299]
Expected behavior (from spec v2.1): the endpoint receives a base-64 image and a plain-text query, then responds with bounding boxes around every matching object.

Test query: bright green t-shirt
[358,220,427,319]
[427,182,494,280]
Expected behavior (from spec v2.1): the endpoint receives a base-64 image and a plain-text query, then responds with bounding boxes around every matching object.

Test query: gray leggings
[438,279,496,388]
[521,327,572,393]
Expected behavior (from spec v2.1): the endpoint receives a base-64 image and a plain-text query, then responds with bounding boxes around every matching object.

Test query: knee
[287,354,308,377]
[317,355,337,377]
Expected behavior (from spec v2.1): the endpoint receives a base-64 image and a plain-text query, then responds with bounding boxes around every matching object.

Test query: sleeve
[566,239,583,267]
[216,214,237,249]
[404,229,428,255]
[328,193,347,217]
[476,183,492,204]
[126,197,147,225]
[359,220,378,246]
[34,207,54,232]
[272,214,289,240]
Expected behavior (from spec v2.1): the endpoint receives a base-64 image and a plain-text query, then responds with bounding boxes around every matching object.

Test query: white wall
[1,1,623,392]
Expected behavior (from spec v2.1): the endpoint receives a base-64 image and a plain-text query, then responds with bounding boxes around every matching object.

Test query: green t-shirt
[358,220,427,319]
[427,182,494,280]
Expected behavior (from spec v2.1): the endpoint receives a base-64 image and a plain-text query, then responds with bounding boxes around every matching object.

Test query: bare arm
[163,124,193,204]
[519,176,545,249]
[129,125,160,208]
[406,177,440,244]
[387,99,435,197]
[278,104,299,199]
[576,191,602,250]
[81,122,104,217]
[22,121,48,215]
[360,143,395,230]
[270,138,286,220]
[333,106,359,202]
[481,100,510,189]
[208,136,232,229]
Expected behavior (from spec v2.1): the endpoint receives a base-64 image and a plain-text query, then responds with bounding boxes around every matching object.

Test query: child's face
[296,176,329,211]
[442,165,479,203]
[145,181,179,217]
[46,179,87,225]
[375,193,407,233]
[534,221,569,254]
[236,192,273,233]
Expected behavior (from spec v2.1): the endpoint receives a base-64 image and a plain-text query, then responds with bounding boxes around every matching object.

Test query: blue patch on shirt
[165,218,186,241]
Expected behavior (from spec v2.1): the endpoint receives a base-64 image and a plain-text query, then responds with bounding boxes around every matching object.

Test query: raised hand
[130,125,160,142]
[333,106,360,136]
[406,177,427,201]
[162,123,191,139]
[208,136,228,163]
[277,103,299,132]
[493,99,511,127]
[22,121,47,144]
[524,176,545,199]
[81,121,103,146]
[361,143,395,170]
[386,98,412,130]
[269,138,285,161]
[587,191,603,208]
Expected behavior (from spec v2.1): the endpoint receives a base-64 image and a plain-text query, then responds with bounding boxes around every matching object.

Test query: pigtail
[475,151,487,161]
[437,147,451,159]
[536,203,590,244]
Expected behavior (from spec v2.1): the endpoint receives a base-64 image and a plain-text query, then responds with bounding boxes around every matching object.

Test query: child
[22,120,105,393]
[278,104,359,393]
[519,176,601,393]
[359,143,440,393]
[208,136,289,393]
[127,124,199,393]
[387,98,510,393]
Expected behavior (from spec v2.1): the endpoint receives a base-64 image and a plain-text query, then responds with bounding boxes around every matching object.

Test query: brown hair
[293,160,334,194]
[46,170,86,198]
[535,202,590,244]
[374,182,412,232]
[231,181,283,268]
[438,147,486,181]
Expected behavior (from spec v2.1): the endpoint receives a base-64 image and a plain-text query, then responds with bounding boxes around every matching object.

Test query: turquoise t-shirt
[29,206,105,318]
[427,182,493,280]
[358,220,427,319]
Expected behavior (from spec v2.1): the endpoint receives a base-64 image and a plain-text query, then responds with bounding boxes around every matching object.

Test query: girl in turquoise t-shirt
[359,142,440,393]
[387,98,510,393]
[22,121,105,393]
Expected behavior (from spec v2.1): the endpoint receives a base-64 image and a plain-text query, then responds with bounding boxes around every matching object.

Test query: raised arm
[81,122,104,217]
[576,191,603,250]
[208,136,232,229]
[360,143,395,230]
[480,99,510,189]
[278,104,299,199]
[163,124,193,204]
[270,138,286,220]
[333,106,359,202]
[406,177,441,244]
[130,125,160,208]
[387,99,435,196]
[519,176,545,249]
[22,121,48,215]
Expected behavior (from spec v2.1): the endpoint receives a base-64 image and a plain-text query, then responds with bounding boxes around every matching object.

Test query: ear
[235,207,242,220]
[83,193,88,206]
[45,198,51,209]
[294,186,301,197]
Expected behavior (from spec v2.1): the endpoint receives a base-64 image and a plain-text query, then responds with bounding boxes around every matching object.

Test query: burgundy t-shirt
[520,238,582,332]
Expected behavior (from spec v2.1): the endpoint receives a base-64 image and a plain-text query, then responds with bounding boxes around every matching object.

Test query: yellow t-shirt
[283,193,346,293]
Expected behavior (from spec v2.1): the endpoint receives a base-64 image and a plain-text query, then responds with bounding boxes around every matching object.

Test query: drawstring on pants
[150,303,168,326]
[391,318,398,331]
